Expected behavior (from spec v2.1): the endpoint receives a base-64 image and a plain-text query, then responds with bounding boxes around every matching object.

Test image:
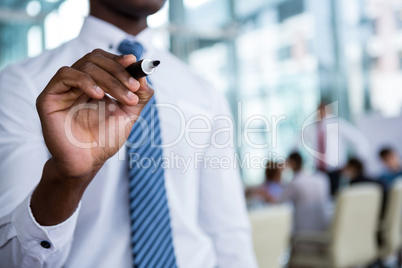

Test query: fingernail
[128,77,139,86]
[95,86,103,93]
[127,91,137,100]
[124,54,135,60]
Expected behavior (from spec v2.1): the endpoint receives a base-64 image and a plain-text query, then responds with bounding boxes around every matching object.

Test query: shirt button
[40,240,51,249]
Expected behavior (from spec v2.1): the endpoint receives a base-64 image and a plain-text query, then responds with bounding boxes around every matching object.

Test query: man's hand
[32,49,153,225]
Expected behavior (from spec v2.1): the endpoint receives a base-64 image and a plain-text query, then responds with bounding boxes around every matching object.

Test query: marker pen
[126,59,160,80]
[106,59,160,101]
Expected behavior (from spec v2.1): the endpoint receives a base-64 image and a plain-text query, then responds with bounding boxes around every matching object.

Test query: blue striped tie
[118,40,177,268]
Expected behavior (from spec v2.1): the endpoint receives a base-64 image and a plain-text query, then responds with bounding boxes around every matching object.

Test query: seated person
[246,161,284,203]
[379,147,402,189]
[281,152,330,233]
[343,157,387,218]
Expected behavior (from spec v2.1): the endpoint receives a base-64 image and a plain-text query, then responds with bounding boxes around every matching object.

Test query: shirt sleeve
[0,64,79,267]
[0,193,81,268]
[197,90,258,268]
[280,182,297,204]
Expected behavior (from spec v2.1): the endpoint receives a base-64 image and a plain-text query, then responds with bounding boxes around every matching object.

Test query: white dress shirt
[0,16,257,268]
[280,171,330,233]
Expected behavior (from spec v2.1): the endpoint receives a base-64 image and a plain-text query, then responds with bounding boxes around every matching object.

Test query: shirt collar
[78,15,154,55]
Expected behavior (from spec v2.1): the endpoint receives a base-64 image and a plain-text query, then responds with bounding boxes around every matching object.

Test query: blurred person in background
[297,101,371,197]
[281,152,329,233]
[0,0,257,267]
[342,157,387,257]
[246,161,284,203]
[378,147,402,189]
[343,158,387,218]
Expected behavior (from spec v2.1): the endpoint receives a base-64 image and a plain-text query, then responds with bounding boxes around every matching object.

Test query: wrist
[48,157,103,181]
[30,158,99,226]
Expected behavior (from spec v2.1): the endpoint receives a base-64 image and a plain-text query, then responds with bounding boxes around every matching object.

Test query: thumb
[115,54,154,106]
[136,78,154,106]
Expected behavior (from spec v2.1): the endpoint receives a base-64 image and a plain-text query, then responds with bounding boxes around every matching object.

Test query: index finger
[91,48,119,60]
[91,48,138,69]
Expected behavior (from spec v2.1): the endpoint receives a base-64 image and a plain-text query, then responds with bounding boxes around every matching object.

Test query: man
[343,158,387,218]
[297,101,371,196]
[0,0,257,267]
[281,152,329,233]
[245,161,284,203]
[378,147,402,188]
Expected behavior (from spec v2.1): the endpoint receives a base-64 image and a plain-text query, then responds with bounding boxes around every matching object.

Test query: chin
[109,0,166,17]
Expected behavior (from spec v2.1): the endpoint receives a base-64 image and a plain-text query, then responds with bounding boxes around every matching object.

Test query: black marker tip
[152,60,160,67]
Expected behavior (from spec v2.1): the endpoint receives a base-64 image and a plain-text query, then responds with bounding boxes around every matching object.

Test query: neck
[90,3,148,36]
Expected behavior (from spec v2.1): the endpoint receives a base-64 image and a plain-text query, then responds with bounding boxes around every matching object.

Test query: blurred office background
[1,0,402,185]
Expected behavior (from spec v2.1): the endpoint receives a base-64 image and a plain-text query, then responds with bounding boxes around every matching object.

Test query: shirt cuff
[11,192,81,260]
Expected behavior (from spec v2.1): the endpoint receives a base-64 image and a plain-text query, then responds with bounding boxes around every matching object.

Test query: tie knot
[118,39,144,60]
